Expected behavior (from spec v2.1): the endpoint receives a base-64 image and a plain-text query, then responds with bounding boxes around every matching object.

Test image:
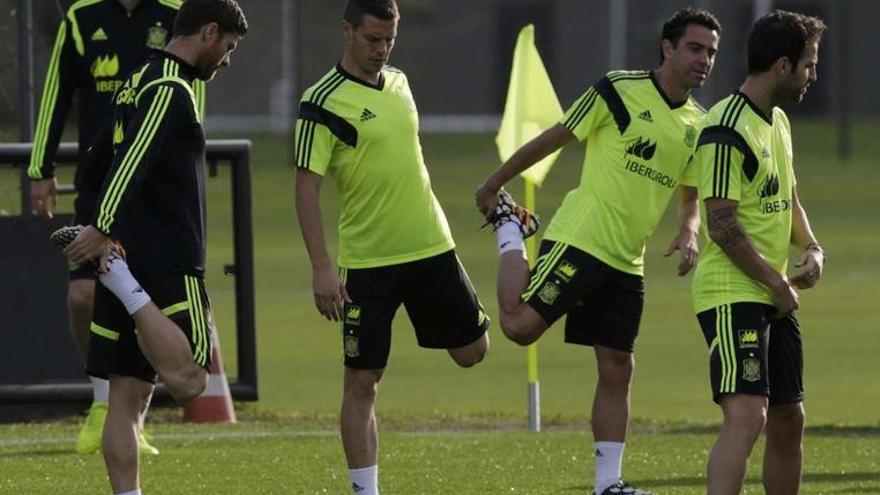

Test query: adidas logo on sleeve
[360,108,376,122]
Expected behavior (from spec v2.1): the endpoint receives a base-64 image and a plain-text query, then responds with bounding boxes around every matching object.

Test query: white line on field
[0,429,338,448]
[0,428,505,449]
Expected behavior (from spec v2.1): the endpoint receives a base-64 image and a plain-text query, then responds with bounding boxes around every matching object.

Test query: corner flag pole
[495,24,563,432]
[524,179,540,432]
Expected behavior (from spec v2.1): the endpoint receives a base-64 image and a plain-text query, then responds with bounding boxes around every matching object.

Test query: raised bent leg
[131,303,207,403]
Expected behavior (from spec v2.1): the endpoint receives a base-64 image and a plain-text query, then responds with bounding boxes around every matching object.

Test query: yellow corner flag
[495,24,563,187]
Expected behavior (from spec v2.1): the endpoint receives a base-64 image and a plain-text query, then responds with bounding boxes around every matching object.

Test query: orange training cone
[183,326,236,423]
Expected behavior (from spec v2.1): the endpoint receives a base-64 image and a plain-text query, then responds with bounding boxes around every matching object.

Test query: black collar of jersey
[649,71,688,110]
[335,63,385,91]
[735,90,774,125]
[150,49,200,82]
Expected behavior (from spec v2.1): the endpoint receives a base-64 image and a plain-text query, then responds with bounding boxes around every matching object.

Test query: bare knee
[449,333,489,368]
[109,377,153,415]
[168,366,207,403]
[500,312,540,346]
[722,396,768,441]
[344,368,382,404]
[768,402,805,432]
[596,347,634,384]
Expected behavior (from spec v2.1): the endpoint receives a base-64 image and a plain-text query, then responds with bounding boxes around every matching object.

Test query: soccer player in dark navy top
[62,1,246,493]
[27,0,204,456]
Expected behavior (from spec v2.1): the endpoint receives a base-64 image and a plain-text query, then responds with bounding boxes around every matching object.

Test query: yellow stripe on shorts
[90,322,119,341]
[522,242,567,301]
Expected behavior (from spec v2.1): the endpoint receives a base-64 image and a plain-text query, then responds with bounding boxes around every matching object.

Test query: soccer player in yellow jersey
[691,11,827,494]
[476,8,720,495]
[294,1,489,493]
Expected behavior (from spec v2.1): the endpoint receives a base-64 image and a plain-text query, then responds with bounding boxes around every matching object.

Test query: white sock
[115,490,141,495]
[99,255,151,315]
[349,465,378,495]
[496,222,525,256]
[594,441,624,493]
[90,376,109,402]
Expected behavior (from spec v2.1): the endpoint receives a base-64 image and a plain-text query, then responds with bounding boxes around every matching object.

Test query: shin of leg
[68,279,96,357]
[707,395,768,495]
[592,347,634,442]
[497,251,530,315]
[104,376,153,493]
[448,332,489,368]
[763,403,805,495]
[341,368,383,468]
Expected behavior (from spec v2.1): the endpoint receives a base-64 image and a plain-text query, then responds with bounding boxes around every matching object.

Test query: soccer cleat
[75,400,107,455]
[49,224,126,268]
[483,189,541,239]
[138,431,160,456]
[594,481,657,495]
[49,224,85,250]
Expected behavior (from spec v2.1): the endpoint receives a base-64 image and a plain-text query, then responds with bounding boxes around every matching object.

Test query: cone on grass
[183,326,236,423]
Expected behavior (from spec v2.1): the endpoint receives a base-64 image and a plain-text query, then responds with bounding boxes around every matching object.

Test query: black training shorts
[523,241,645,352]
[86,269,213,383]
[696,302,804,406]
[339,250,489,369]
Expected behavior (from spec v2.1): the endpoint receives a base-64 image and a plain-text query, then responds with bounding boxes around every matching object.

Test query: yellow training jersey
[544,70,706,275]
[294,65,454,269]
[691,92,796,313]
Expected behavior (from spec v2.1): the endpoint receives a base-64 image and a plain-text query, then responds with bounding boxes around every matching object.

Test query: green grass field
[2,120,879,493]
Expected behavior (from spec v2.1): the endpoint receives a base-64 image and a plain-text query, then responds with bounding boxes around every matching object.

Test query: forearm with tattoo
[708,206,747,249]
[706,201,786,290]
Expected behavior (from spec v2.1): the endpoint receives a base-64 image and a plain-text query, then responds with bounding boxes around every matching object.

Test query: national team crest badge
[146,24,168,49]
[344,335,359,358]
[537,282,561,305]
[742,358,761,382]
[684,125,697,147]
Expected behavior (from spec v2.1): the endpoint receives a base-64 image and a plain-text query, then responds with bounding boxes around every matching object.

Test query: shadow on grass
[665,423,880,437]
[564,472,880,491]
[0,448,76,458]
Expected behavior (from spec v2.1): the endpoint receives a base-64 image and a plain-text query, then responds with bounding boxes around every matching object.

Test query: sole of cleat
[49,225,85,250]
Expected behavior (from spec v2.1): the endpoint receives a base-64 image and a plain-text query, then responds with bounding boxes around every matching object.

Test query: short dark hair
[343,0,399,27]
[173,0,248,37]
[747,10,827,74]
[660,7,721,62]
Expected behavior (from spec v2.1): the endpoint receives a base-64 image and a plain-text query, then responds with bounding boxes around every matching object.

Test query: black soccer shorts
[522,240,645,352]
[696,302,804,405]
[339,250,489,369]
[86,269,213,383]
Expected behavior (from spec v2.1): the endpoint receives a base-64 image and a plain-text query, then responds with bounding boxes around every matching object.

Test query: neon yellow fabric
[692,92,796,312]
[496,24,563,186]
[543,71,705,275]
[295,66,454,269]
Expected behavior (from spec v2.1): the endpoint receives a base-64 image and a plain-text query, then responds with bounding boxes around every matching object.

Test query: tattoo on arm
[708,206,747,249]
